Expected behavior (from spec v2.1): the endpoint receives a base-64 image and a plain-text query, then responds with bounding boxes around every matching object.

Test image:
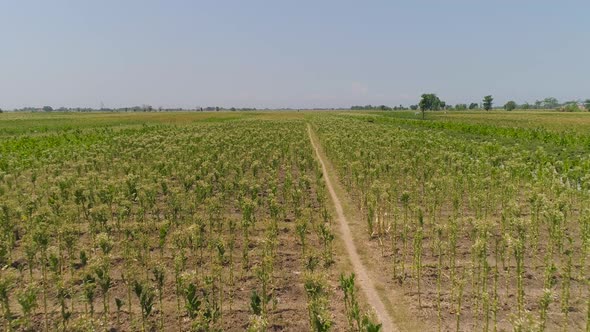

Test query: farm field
[311,112,590,331]
[0,112,363,331]
[375,110,590,134]
[1,110,590,331]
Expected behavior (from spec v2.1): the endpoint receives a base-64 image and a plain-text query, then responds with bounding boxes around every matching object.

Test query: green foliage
[0,276,13,321]
[362,315,382,332]
[304,273,333,331]
[504,100,517,111]
[542,97,559,109]
[483,95,493,111]
[185,283,201,318]
[562,102,581,112]
[17,284,38,328]
[249,290,262,315]
[133,280,155,327]
[94,264,111,296]
[419,93,442,119]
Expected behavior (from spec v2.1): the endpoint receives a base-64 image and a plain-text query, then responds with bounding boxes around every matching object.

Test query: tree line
[2,97,589,114]
[349,96,590,116]
[5,106,260,113]
[350,105,408,111]
[416,94,590,119]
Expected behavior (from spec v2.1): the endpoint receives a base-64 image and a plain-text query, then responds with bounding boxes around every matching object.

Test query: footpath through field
[307,124,398,332]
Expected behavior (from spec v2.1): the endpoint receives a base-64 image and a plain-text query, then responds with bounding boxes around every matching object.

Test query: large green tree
[483,95,493,111]
[418,93,441,120]
[504,101,517,111]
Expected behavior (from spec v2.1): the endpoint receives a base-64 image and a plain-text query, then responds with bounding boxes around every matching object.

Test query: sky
[1,1,589,109]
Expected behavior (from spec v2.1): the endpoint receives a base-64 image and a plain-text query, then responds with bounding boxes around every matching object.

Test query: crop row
[312,114,590,331]
[0,120,371,331]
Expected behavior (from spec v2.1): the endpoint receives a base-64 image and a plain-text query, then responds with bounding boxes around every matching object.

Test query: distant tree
[0,108,3,113]
[584,99,590,110]
[468,103,479,110]
[351,105,393,111]
[504,101,517,111]
[542,97,559,109]
[42,106,54,112]
[410,105,418,110]
[455,104,467,110]
[534,100,542,109]
[562,103,580,112]
[521,103,531,110]
[439,101,446,110]
[483,96,493,111]
[419,93,442,120]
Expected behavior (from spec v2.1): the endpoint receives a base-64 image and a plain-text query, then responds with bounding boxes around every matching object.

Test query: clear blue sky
[1,1,589,109]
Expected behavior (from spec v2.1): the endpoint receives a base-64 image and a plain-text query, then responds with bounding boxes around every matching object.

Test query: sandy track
[307,124,398,332]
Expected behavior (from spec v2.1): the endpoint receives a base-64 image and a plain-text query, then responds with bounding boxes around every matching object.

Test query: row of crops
[311,114,590,331]
[0,119,381,331]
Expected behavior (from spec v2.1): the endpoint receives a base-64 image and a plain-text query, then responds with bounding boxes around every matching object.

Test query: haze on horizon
[1,0,589,110]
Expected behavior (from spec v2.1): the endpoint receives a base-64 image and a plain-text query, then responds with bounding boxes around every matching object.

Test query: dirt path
[307,124,398,332]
